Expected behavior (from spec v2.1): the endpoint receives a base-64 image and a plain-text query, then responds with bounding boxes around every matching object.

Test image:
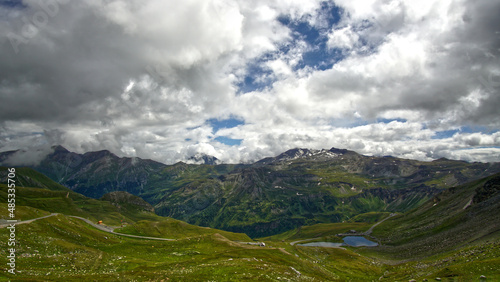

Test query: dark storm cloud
[0,0,241,126]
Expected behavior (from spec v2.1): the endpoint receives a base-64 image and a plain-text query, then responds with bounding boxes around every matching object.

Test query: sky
[0,0,500,165]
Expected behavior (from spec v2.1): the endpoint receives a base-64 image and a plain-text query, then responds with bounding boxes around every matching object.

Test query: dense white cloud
[327,25,359,49]
[0,0,499,164]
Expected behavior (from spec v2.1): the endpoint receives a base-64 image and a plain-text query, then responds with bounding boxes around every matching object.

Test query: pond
[298,242,344,247]
[298,236,378,248]
[342,236,378,247]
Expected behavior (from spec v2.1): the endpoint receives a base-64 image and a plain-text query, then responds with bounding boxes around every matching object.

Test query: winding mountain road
[0,213,58,228]
[68,215,175,241]
[3,213,398,243]
[1,213,174,241]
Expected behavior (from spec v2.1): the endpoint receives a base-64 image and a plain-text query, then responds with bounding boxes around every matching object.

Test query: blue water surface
[298,236,378,248]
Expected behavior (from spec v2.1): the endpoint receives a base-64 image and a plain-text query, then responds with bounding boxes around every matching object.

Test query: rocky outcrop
[473,174,500,204]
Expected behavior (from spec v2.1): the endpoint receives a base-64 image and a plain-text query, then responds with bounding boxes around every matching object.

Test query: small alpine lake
[298,236,378,248]
[343,236,378,247]
[299,242,344,247]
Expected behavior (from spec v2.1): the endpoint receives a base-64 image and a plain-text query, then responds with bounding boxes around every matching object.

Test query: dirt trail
[290,213,398,245]
[364,213,398,235]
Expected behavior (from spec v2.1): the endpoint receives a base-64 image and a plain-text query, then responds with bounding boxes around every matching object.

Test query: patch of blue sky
[459,126,498,134]
[297,45,344,71]
[330,117,410,128]
[279,19,321,43]
[238,3,346,94]
[432,126,498,139]
[277,2,343,34]
[236,62,274,94]
[278,3,345,71]
[329,117,370,128]
[207,117,245,133]
[235,50,280,94]
[0,0,25,18]
[214,136,242,146]
[376,118,408,124]
[457,146,500,150]
[432,129,460,139]
[0,0,24,8]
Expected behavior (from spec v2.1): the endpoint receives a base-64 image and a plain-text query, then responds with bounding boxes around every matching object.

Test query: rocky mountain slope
[154,148,500,237]
[2,146,500,237]
[1,146,168,198]
[187,153,221,165]
[371,171,500,259]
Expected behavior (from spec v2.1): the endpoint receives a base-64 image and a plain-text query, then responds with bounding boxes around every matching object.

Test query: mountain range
[1,145,500,237]
[0,147,499,280]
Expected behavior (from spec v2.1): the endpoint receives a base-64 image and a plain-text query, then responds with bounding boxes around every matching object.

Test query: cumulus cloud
[0,0,499,165]
[327,25,359,49]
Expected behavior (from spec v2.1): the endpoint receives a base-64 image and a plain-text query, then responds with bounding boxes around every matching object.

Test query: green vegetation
[149,149,496,237]
[369,174,500,257]
[261,222,370,242]
[9,147,500,240]
[0,184,162,226]
[0,205,50,221]
[0,166,498,280]
[349,212,391,223]
[0,213,384,281]
[0,166,70,192]
[379,241,500,281]
[307,168,386,197]
[116,218,250,241]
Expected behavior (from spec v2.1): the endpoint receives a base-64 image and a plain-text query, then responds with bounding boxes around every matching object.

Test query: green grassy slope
[11,146,500,240]
[370,172,500,259]
[0,166,70,191]
[0,184,160,225]
[0,167,498,280]
[115,218,251,241]
[256,173,500,281]
[0,167,254,236]
[0,213,390,281]
[261,222,370,242]
[152,151,499,238]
